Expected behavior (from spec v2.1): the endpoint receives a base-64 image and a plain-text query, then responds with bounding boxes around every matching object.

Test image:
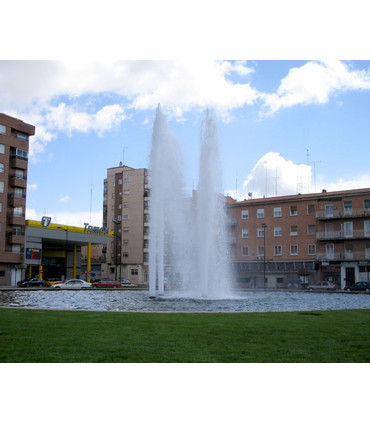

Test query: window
[117,215,122,221]
[241,247,249,257]
[290,205,298,216]
[307,224,316,235]
[13,226,22,236]
[124,177,130,183]
[274,207,282,217]
[345,243,353,259]
[118,179,122,184]
[123,252,129,258]
[343,222,353,238]
[131,269,138,276]
[307,204,315,215]
[257,208,264,218]
[325,204,334,217]
[274,245,282,256]
[118,204,121,209]
[123,239,129,246]
[274,227,282,237]
[290,225,298,236]
[366,246,370,259]
[0,144,4,154]
[15,169,24,179]
[0,202,2,212]
[257,246,264,256]
[0,182,4,193]
[308,244,316,255]
[123,227,129,232]
[124,190,130,195]
[0,163,3,173]
[241,209,249,219]
[365,200,370,210]
[123,215,129,220]
[257,228,265,238]
[16,132,27,141]
[14,188,23,198]
[0,124,6,135]
[325,244,334,259]
[12,244,21,253]
[124,202,129,208]
[344,201,352,214]
[241,229,249,238]
[14,149,28,160]
[290,245,298,255]
[364,221,370,237]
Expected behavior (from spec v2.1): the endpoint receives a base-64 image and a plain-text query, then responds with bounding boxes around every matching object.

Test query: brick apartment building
[0,113,35,285]
[101,164,149,285]
[227,188,370,289]
[88,161,370,291]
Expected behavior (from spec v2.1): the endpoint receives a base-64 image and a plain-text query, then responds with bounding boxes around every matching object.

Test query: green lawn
[0,307,369,362]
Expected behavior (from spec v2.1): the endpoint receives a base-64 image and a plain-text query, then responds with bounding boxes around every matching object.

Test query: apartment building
[102,164,149,285]
[0,113,35,285]
[227,188,370,289]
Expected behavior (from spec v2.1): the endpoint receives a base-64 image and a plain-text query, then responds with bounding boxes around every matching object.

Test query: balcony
[316,229,370,241]
[10,157,28,170]
[10,176,27,188]
[7,233,25,244]
[317,252,370,261]
[7,212,25,226]
[8,194,26,207]
[316,208,370,220]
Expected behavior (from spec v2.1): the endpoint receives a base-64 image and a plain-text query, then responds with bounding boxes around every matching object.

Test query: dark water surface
[0,289,370,312]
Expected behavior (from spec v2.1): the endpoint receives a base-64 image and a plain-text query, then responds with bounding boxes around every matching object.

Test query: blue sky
[2,59,370,226]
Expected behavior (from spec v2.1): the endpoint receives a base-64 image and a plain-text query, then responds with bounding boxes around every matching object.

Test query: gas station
[25,218,113,283]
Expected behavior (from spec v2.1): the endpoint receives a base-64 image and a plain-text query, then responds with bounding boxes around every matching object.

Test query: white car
[51,279,92,289]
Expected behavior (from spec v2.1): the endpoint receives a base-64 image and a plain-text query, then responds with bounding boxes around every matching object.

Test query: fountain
[148,106,231,298]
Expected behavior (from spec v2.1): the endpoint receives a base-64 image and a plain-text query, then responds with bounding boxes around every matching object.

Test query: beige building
[102,164,149,285]
[0,113,35,285]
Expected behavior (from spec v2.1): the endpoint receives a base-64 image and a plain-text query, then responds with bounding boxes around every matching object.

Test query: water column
[148,105,186,297]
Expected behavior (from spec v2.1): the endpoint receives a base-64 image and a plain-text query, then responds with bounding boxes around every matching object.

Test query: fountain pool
[0,289,369,312]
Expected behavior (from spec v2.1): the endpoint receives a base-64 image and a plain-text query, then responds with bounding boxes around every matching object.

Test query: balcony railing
[316,229,370,240]
[316,252,370,261]
[316,208,370,220]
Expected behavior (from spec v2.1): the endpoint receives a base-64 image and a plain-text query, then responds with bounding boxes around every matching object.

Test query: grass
[0,307,369,362]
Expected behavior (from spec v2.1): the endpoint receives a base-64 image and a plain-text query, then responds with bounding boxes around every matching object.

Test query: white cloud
[0,60,259,157]
[58,195,70,203]
[260,60,370,116]
[27,183,37,191]
[225,152,370,200]
[45,103,126,137]
[320,174,370,193]
[234,152,312,199]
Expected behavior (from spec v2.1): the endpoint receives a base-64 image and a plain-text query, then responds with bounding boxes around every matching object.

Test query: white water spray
[149,106,231,298]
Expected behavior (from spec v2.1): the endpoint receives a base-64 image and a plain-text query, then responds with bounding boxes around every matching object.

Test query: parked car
[307,281,336,291]
[119,279,132,286]
[51,279,92,289]
[344,281,370,292]
[17,278,45,287]
[91,280,121,288]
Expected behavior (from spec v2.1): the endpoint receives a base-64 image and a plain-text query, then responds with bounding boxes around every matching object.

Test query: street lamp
[262,223,267,289]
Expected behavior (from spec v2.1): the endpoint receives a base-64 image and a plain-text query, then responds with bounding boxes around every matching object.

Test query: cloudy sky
[2,1,370,229]
[2,59,370,226]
